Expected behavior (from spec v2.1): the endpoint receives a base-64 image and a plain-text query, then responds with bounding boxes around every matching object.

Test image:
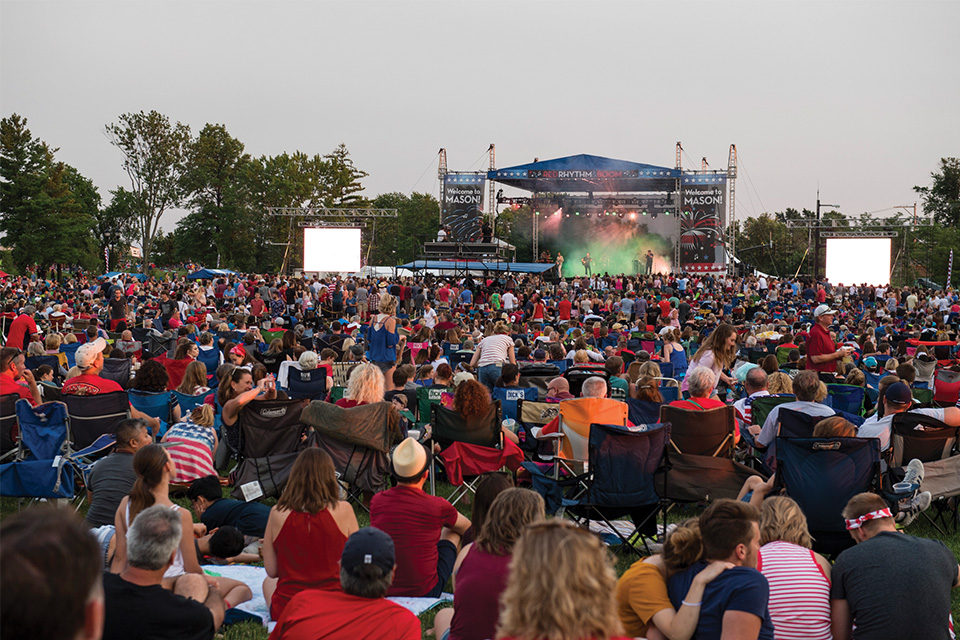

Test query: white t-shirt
[758,401,836,447]
[475,334,514,367]
[858,408,946,452]
[502,292,517,310]
[423,308,438,328]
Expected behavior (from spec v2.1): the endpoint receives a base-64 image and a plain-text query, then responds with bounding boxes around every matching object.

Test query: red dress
[270,509,347,621]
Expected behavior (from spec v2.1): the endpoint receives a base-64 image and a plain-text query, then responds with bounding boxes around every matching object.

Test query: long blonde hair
[496,519,623,640]
[176,361,208,395]
[760,496,813,548]
[345,363,385,405]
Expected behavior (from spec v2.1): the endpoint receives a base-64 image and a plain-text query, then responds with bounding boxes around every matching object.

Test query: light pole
[814,190,839,281]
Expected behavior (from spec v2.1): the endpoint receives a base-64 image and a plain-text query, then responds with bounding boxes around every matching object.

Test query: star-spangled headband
[844,508,892,530]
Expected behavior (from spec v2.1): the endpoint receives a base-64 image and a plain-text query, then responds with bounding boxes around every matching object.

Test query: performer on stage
[481,219,492,243]
[556,252,564,274]
[581,252,592,276]
[437,225,449,242]
[645,249,654,275]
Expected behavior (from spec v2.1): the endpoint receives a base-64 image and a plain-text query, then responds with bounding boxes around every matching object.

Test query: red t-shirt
[669,397,727,411]
[805,323,837,373]
[369,485,459,596]
[658,299,672,318]
[437,287,451,303]
[0,371,36,405]
[61,374,124,396]
[268,589,420,640]
[558,299,572,320]
[250,298,265,316]
[6,314,38,351]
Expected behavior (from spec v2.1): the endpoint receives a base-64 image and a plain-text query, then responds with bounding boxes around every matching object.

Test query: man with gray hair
[752,369,834,448]
[733,366,770,429]
[102,505,224,640]
[669,366,727,411]
[581,375,608,399]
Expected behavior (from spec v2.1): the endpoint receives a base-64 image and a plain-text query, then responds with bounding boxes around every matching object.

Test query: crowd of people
[1,266,959,640]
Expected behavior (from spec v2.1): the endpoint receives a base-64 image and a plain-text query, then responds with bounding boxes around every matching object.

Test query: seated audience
[161,405,218,484]
[669,366,726,411]
[268,527,421,640]
[263,448,358,621]
[752,370,834,448]
[370,437,471,597]
[188,474,272,538]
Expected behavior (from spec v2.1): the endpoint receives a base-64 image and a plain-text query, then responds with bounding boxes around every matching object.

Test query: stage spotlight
[641,211,647,216]
[664,211,671,216]
[535,211,540,216]
[617,211,624,219]
[575,211,580,216]
[629,212,636,220]
[565,213,570,218]
[651,211,658,219]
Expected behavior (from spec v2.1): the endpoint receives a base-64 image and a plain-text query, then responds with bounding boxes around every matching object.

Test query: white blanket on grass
[202,564,452,631]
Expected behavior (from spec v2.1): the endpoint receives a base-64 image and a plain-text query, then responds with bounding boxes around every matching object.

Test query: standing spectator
[469,321,516,389]
[806,305,852,376]
[5,304,40,351]
[683,323,738,392]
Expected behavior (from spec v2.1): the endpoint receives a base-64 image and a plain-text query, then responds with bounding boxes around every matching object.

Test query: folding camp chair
[775,436,882,557]
[626,398,663,427]
[525,422,670,555]
[549,359,569,373]
[492,386,538,422]
[911,386,934,406]
[60,342,83,369]
[416,385,448,426]
[100,358,132,389]
[775,346,792,366]
[750,394,796,428]
[25,355,64,383]
[825,384,865,416]
[14,399,70,461]
[172,389,215,418]
[328,386,346,403]
[933,369,960,406]
[535,397,629,480]
[0,393,19,462]
[63,391,130,453]
[287,368,328,401]
[302,401,402,510]
[659,405,736,458]
[777,407,822,439]
[449,351,473,370]
[428,401,505,504]
[563,366,611,397]
[234,399,307,462]
[196,346,221,378]
[516,399,559,461]
[129,389,175,436]
[658,362,675,379]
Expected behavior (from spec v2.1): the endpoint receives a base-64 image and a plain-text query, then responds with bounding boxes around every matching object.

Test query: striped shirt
[165,420,217,484]
[757,541,832,640]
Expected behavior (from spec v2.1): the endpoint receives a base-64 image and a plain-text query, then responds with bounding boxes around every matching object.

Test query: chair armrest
[531,427,563,440]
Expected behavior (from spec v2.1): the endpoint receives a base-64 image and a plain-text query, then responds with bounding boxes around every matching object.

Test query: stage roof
[488,154,680,193]
[399,260,556,274]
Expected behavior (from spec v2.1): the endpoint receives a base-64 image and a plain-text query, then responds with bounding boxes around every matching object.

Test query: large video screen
[303,227,361,273]
[825,238,891,286]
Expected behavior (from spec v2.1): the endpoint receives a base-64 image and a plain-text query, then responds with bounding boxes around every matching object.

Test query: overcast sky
[2,0,957,233]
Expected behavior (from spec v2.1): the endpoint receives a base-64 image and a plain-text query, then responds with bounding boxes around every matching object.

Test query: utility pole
[814,190,839,281]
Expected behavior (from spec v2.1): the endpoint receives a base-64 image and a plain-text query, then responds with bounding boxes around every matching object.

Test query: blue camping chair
[287,368,328,401]
[523,422,670,555]
[626,398,663,427]
[657,361,674,379]
[549,359,569,373]
[657,382,680,404]
[129,390,175,436]
[60,342,83,369]
[196,347,221,379]
[15,400,70,461]
[492,387,538,423]
[1,393,20,461]
[825,384,866,416]
[24,355,63,383]
[775,436,882,556]
[63,391,130,453]
[172,389,215,417]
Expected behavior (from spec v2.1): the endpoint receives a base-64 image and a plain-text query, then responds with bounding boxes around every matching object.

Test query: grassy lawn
[1,486,956,640]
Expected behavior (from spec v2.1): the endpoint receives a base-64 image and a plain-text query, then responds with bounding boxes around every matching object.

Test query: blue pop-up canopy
[488,154,680,193]
[187,268,237,281]
[101,271,147,282]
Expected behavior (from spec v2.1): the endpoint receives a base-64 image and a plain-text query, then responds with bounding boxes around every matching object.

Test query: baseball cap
[862,356,878,368]
[884,381,913,405]
[341,527,395,575]
[813,304,836,319]
[75,338,107,370]
[532,348,547,360]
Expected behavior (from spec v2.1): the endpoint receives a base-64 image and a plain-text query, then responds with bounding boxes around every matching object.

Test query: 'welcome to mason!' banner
[679,175,727,273]
[442,173,486,242]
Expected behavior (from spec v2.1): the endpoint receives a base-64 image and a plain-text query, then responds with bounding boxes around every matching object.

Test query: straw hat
[391,437,430,481]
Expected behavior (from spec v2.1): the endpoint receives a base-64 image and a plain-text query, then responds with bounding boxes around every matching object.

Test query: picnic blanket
[202,564,451,630]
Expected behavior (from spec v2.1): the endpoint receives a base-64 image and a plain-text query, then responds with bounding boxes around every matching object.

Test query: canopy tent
[0,270,8,278]
[399,260,556,274]
[187,268,237,281]
[101,271,147,282]
[488,154,680,193]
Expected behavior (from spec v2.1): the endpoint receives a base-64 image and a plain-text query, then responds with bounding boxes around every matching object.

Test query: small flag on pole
[947,248,953,290]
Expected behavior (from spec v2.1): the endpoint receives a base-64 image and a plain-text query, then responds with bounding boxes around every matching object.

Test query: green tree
[914,157,960,226]
[105,110,191,272]
[96,188,142,269]
[324,143,369,207]
[179,123,251,267]
[0,114,98,275]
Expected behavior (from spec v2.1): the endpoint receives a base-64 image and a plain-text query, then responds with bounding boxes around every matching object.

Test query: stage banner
[679,175,727,273]
[442,173,485,242]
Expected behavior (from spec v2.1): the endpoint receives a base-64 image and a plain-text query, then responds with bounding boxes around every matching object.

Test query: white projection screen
[825,238,891,286]
[303,227,361,272]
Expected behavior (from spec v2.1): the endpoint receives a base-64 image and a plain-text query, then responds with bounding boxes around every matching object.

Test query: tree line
[0,111,440,276]
[1,111,956,285]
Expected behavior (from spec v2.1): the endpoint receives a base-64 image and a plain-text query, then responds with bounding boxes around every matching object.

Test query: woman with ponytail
[110,444,252,606]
